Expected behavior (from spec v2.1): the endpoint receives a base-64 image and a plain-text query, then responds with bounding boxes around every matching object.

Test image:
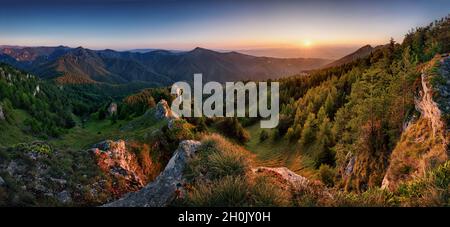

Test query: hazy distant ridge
[0,46,332,84]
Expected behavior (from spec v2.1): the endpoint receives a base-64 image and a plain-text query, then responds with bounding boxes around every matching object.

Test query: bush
[163,119,196,143]
[14,142,52,155]
[395,161,450,206]
[318,164,335,187]
[218,118,250,143]
[430,161,450,188]
[259,130,269,142]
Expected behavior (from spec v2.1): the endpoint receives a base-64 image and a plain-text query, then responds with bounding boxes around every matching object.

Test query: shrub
[259,130,269,142]
[430,161,450,188]
[14,142,52,155]
[318,164,335,187]
[395,161,450,206]
[218,118,250,143]
[163,119,196,145]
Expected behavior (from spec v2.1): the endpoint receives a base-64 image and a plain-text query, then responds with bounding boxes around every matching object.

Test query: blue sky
[0,0,448,51]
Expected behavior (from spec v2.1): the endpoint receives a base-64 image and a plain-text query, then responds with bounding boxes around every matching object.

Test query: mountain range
[0,46,333,85]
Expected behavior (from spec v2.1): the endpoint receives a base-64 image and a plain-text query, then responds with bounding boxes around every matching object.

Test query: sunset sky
[0,0,448,58]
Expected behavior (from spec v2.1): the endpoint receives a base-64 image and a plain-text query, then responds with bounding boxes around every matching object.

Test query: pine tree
[299,113,317,147]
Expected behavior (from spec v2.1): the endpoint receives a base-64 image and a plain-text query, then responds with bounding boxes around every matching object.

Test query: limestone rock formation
[90,140,147,192]
[253,167,310,189]
[253,167,332,200]
[107,102,118,116]
[154,99,178,120]
[103,140,201,207]
[382,55,449,190]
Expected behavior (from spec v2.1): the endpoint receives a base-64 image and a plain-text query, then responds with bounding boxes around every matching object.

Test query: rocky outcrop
[415,68,445,137]
[253,167,332,200]
[253,167,309,189]
[0,104,4,120]
[90,140,147,192]
[382,55,449,190]
[155,99,178,120]
[344,155,356,176]
[107,102,117,116]
[103,140,201,207]
[0,140,161,206]
[0,142,74,204]
[33,85,40,96]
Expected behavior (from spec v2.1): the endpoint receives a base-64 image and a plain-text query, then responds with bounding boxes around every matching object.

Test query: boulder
[253,167,310,190]
[103,140,201,207]
[253,167,333,200]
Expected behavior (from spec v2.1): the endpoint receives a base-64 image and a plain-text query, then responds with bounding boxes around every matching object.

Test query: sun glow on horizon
[302,39,313,47]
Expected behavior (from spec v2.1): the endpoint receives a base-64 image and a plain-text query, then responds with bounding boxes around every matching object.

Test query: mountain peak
[324,44,378,68]
[72,46,87,53]
[357,44,373,52]
[193,47,205,51]
[191,47,213,53]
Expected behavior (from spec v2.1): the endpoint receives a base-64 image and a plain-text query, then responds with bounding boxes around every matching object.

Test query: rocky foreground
[104,140,201,207]
[104,139,330,207]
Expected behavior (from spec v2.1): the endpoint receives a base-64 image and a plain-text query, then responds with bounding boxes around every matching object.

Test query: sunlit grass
[244,122,316,178]
[0,109,35,147]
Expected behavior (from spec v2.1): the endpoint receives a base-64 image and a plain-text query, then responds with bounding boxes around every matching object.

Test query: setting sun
[302,39,313,47]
